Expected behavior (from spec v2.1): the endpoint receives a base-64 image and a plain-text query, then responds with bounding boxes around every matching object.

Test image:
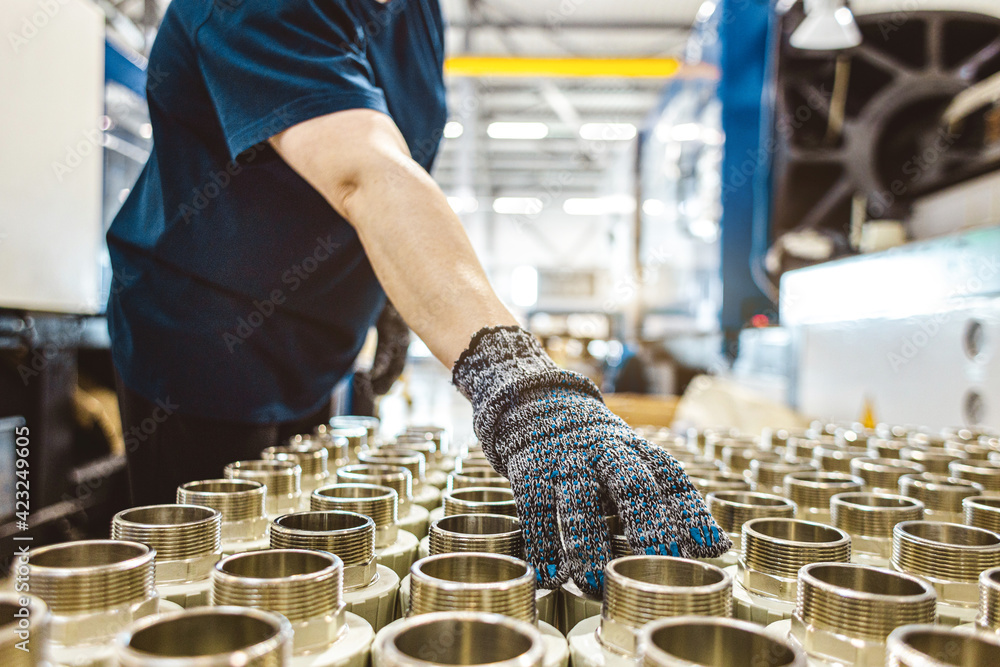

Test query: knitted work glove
[452,326,730,595]
[351,301,410,416]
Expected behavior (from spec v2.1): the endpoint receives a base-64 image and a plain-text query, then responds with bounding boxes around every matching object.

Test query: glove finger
[592,443,682,559]
[631,439,732,558]
[553,455,611,596]
[507,452,567,589]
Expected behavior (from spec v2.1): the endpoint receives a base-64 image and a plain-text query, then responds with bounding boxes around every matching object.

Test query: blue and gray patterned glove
[452,326,731,595]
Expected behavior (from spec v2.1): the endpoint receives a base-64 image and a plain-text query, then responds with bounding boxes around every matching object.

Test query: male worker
[107,0,728,594]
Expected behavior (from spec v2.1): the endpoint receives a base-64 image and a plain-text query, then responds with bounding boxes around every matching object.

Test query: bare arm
[270,109,518,369]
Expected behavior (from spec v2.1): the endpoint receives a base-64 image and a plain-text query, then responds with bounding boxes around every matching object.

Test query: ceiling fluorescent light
[443,121,464,139]
[579,123,637,141]
[493,197,543,215]
[447,195,478,214]
[487,122,549,140]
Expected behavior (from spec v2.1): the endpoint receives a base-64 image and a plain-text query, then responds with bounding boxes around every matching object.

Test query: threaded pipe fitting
[965,495,1000,532]
[390,437,438,465]
[706,435,758,461]
[949,460,1000,494]
[600,556,732,656]
[213,549,345,654]
[948,440,993,461]
[177,479,268,548]
[338,464,412,511]
[311,483,399,547]
[831,492,924,562]
[740,518,851,601]
[374,611,544,667]
[639,617,806,667]
[409,553,536,623]
[786,437,828,461]
[402,425,448,454]
[262,444,329,508]
[850,458,925,493]
[361,449,426,484]
[23,540,156,614]
[723,447,781,477]
[428,514,523,558]
[443,487,517,517]
[813,446,870,473]
[112,505,221,585]
[0,593,48,667]
[886,624,1000,667]
[899,473,984,521]
[706,491,796,548]
[331,415,380,444]
[270,511,377,590]
[116,606,293,667]
[784,472,864,522]
[892,520,1000,609]
[750,460,817,495]
[302,431,351,469]
[901,447,963,475]
[978,567,1000,632]
[868,439,910,460]
[790,563,935,666]
[450,469,511,490]
[690,471,750,495]
[225,459,302,517]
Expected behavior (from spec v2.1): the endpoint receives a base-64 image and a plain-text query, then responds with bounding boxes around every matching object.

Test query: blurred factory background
[3,0,1000,549]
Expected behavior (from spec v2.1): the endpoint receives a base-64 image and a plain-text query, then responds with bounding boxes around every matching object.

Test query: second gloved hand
[452,326,731,595]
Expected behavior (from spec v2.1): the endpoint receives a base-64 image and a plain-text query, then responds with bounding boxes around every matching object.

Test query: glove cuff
[452,326,602,454]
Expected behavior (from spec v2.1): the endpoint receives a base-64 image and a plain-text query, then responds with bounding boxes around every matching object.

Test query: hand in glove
[352,301,410,416]
[452,326,730,595]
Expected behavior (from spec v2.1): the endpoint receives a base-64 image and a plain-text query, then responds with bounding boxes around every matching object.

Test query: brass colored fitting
[898,473,983,522]
[706,491,796,551]
[783,472,863,523]
[965,495,1000,532]
[639,617,806,667]
[886,624,1000,667]
[850,458,924,494]
[831,492,923,564]
[949,459,1000,495]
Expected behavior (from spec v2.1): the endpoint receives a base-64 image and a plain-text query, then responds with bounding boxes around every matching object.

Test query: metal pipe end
[900,447,963,475]
[740,519,851,600]
[978,566,1000,631]
[898,473,983,517]
[949,460,1000,494]
[813,446,870,473]
[850,458,925,493]
[689,471,750,495]
[409,552,537,623]
[262,443,329,478]
[443,488,517,518]
[115,606,293,667]
[784,472,864,514]
[112,504,222,562]
[270,511,376,590]
[965,495,1000,532]
[749,460,816,494]
[887,624,1000,667]
[723,447,781,476]
[450,469,511,491]
[374,611,544,667]
[311,483,398,537]
[338,464,413,506]
[225,459,302,499]
[831,492,924,548]
[639,616,806,667]
[892,521,1000,606]
[429,514,523,558]
[360,449,426,483]
[177,479,267,525]
[706,491,796,537]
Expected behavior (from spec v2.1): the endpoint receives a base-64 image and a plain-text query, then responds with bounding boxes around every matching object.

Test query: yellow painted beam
[444,56,682,79]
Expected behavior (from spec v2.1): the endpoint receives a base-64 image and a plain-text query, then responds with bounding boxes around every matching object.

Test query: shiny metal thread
[868,439,910,459]
[690,471,750,494]
[742,519,851,579]
[311,483,397,528]
[886,624,1000,667]
[360,449,425,483]
[813,446,869,473]
[949,460,1000,494]
[706,436,758,461]
[750,461,816,494]
[706,491,796,535]
[723,447,780,476]
[605,515,634,558]
[325,420,370,458]
[0,594,48,667]
[262,443,329,478]
[899,473,983,515]
[451,469,510,490]
[270,511,375,567]
[831,493,924,538]
[850,458,925,492]
[338,464,412,502]
[901,447,963,475]
[795,563,936,641]
[892,520,1000,583]
[429,514,523,557]
[603,556,732,628]
[978,567,1000,631]
[212,549,343,621]
[639,617,806,667]
[375,612,544,667]
[24,540,155,614]
[330,415,380,443]
[112,505,221,560]
[785,437,827,461]
[225,459,301,498]
[443,487,517,517]
[177,479,267,524]
[116,606,293,667]
[965,496,1000,532]
[300,432,350,467]
[409,553,536,623]
[784,472,864,511]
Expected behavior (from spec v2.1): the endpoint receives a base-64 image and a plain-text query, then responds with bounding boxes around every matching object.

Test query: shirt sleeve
[195,0,390,160]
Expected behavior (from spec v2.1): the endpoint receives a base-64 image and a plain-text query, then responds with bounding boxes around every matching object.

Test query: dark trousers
[115,374,331,506]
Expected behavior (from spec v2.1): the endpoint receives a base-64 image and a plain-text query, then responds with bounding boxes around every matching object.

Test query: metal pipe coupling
[270,511,377,591]
[706,491,796,552]
[262,443,329,507]
[949,459,1000,495]
[360,449,426,486]
[225,459,302,517]
[813,446,869,473]
[374,611,544,667]
[213,549,345,655]
[722,447,781,478]
[639,617,806,667]
[740,518,851,602]
[785,436,829,461]
[331,415,380,446]
[322,423,369,464]
[690,471,750,495]
[21,540,157,656]
[899,473,984,522]
[599,556,732,656]
[705,435,758,462]
[0,593,49,667]
[901,447,964,475]
[402,425,449,458]
[177,479,268,551]
[784,472,863,523]
[604,515,635,558]
[965,495,1000,532]
[450,469,511,491]
[978,566,1000,632]
[868,438,910,459]
[303,430,351,469]
[892,520,1000,621]
[112,505,221,602]
[115,606,293,667]
[886,624,1000,667]
[428,514,523,558]
[454,456,491,474]
[749,461,816,496]
[442,487,517,518]
[408,553,536,623]
[788,563,936,666]
[831,492,924,565]
[338,464,412,512]
[311,483,399,547]
[850,458,925,494]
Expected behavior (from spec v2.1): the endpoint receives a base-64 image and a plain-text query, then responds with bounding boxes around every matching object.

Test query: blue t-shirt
[107,0,447,423]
